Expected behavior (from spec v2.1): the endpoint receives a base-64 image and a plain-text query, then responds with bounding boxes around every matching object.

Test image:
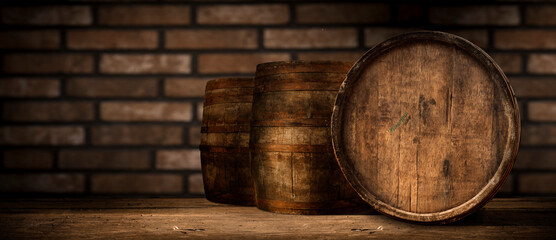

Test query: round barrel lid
[331,31,520,223]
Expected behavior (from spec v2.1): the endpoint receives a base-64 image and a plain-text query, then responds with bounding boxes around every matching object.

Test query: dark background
[0,0,555,197]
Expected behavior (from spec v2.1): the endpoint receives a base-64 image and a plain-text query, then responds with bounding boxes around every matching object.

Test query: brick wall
[0,1,555,197]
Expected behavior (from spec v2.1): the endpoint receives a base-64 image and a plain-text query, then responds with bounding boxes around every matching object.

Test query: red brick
[0,30,59,49]
[495,30,556,49]
[528,54,556,74]
[188,173,204,194]
[3,150,54,169]
[91,174,182,194]
[364,27,421,47]
[0,126,84,146]
[519,173,556,194]
[489,53,522,74]
[67,30,158,49]
[66,78,158,98]
[297,52,364,62]
[100,102,192,122]
[156,149,201,170]
[164,78,211,98]
[0,174,85,193]
[446,29,489,49]
[528,101,556,122]
[397,4,424,22]
[0,78,60,98]
[3,54,93,74]
[189,126,201,146]
[59,150,150,170]
[1,6,92,25]
[429,6,520,26]
[197,4,288,25]
[91,125,182,145]
[198,53,290,74]
[100,54,191,74]
[296,3,389,24]
[166,29,257,49]
[521,124,556,146]
[526,6,556,26]
[3,102,94,122]
[264,28,358,49]
[98,5,190,25]
[515,149,556,170]
[509,77,556,98]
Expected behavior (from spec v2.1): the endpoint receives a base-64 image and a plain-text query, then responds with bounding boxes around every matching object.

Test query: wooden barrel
[200,77,255,206]
[331,31,520,223]
[251,61,367,214]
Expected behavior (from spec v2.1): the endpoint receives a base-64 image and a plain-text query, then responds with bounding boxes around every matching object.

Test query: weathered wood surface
[0,198,554,239]
[201,77,255,206]
[251,61,366,214]
[332,31,520,223]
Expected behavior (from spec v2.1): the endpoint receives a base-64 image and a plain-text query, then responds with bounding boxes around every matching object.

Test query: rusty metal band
[200,145,250,153]
[249,144,332,153]
[253,82,341,93]
[255,198,362,210]
[253,73,343,92]
[255,72,345,83]
[255,72,343,84]
[251,118,330,127]
[201,125,250,133]
[251,112,332,121]
[255,61,353,77]
[204,93,253,106]
[206,87,253,96]
[205,192,255,203]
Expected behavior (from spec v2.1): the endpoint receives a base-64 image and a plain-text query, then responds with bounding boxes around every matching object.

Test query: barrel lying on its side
[200,77,255,206]
[250,61,367,214]
[331,31,520,223]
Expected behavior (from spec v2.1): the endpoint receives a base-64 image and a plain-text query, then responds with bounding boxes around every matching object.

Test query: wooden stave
[330,31,520,223]
[255,60,353,77]
[251,61,367,214]
[201,77,255,206]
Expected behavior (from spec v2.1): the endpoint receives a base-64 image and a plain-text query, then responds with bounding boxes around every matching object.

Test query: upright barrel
[200,77,255,206]
[331,31,520,223]
[251,61,366,214]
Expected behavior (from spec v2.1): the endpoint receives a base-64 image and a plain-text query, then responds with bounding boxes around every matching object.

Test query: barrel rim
[255,60,354,77]
[205,77,254,90]
[331,31,521,224]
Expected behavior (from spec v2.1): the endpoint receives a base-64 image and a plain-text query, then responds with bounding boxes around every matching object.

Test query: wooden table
[0,198,554,239]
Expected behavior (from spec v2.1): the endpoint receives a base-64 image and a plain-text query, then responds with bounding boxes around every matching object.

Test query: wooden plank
[0,198,553,210]
[0,198,219,209]
[0,198,554,239]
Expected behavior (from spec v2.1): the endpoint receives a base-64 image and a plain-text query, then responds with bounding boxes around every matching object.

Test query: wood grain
[200,77,255,206]
[0,198,554,239]
[251,61,366,214]
[332,31,520,223]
